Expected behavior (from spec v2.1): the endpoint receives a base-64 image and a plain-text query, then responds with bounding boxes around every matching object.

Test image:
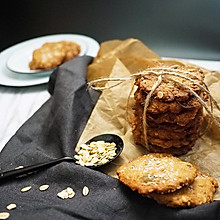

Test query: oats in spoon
[74,141,117,167]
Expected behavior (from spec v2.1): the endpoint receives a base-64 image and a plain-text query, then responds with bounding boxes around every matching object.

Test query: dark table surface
[1,0,220,60]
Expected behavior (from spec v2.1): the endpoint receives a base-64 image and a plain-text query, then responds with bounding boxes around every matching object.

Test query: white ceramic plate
[0,34,99,87]
[7,36,87,74]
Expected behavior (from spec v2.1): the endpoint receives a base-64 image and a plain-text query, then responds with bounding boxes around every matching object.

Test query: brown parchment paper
[78,39,220,199]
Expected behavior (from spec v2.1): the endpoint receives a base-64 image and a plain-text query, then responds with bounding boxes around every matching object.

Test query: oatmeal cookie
[147,134,199,149]
[134,90,203,114]
[134,66,205,103]
[146,107,200,126]
[148,171,218,207]
[146,124,200,140]
[117,153,198,194]
[29,41,81,70]
[147,143,195,156]
[133,101,201,126]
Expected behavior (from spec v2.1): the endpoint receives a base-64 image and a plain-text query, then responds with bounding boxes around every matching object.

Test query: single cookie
[29,41,81,70]
[147,133,199,148]
[147,171,218,207]
[134,65,205,103]
[117,153,198,194]
[148,143,194,156]
[134,90,203,114]
[146,107,200,126]
[147,124,200,140]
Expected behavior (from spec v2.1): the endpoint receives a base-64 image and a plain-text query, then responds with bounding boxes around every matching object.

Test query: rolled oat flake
[21,186,32,192]
[0,212,10,219]
[82,186,89,196]
[6,203,16,210]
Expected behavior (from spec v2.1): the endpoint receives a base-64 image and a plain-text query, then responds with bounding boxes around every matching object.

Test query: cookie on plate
[117,153,198,194]
[29,41,81,70]
[148,171,218,207]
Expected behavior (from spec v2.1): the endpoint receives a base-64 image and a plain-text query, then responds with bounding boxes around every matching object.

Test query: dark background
[1,0,220,60]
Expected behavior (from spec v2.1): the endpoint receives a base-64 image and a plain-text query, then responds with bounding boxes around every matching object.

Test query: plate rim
[0,33,100,87]
[6,35,88,74]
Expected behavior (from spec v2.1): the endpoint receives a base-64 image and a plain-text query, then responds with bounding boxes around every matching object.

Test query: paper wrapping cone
[87,38,160,81]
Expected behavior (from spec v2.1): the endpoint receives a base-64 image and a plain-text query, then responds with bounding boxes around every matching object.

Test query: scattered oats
[74,141,117,167]
[68,192,75,199]
[57,187,75,199]
[6,203,16,210]
[39,185,49,191]
[82,186,89,196]
[0,212,10,219]
[21,186,32,192]
[68,189,75,199]
[66,187,74,195]
[15,166,24,170]
[57,190,69,199]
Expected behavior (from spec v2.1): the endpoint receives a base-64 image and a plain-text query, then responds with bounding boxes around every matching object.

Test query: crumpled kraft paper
[87,38,160,82]
[78,39,220,199]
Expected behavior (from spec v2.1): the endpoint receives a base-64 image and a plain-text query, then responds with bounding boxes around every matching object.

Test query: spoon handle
[0,157,73,181]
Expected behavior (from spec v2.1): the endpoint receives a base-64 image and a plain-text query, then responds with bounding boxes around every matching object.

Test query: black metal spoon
[0,134,124,181]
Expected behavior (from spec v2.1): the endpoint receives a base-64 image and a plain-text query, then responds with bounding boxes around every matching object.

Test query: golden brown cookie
[148,172,218,207]
[148,143,194,156]
[147,128,201,148]
[134,65,205,103]
[61,41,81,62]
[146,107,200,126]
[29,41,81,70]
[29,42,65,70]
[131,107,203,154]
[117,153,198,194]
[134,89,203,114]
[147,124,200,140]
[131,70,205,155]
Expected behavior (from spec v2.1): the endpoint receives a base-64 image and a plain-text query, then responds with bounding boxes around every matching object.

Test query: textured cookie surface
[117,153,198,194]
[134,66,205,103]
[29,41,81,70]
[148,172,218,207]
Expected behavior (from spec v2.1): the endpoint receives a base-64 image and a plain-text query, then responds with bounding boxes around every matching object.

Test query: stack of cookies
[131,64,208,155]
[117,153,218,207]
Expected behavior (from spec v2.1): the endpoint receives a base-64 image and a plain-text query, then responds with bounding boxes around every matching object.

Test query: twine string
[88,66,220,145]
[143,75,163,149]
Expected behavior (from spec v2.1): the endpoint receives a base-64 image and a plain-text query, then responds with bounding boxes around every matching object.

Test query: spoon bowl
[0,134,124,181]
[81,133,124,168]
